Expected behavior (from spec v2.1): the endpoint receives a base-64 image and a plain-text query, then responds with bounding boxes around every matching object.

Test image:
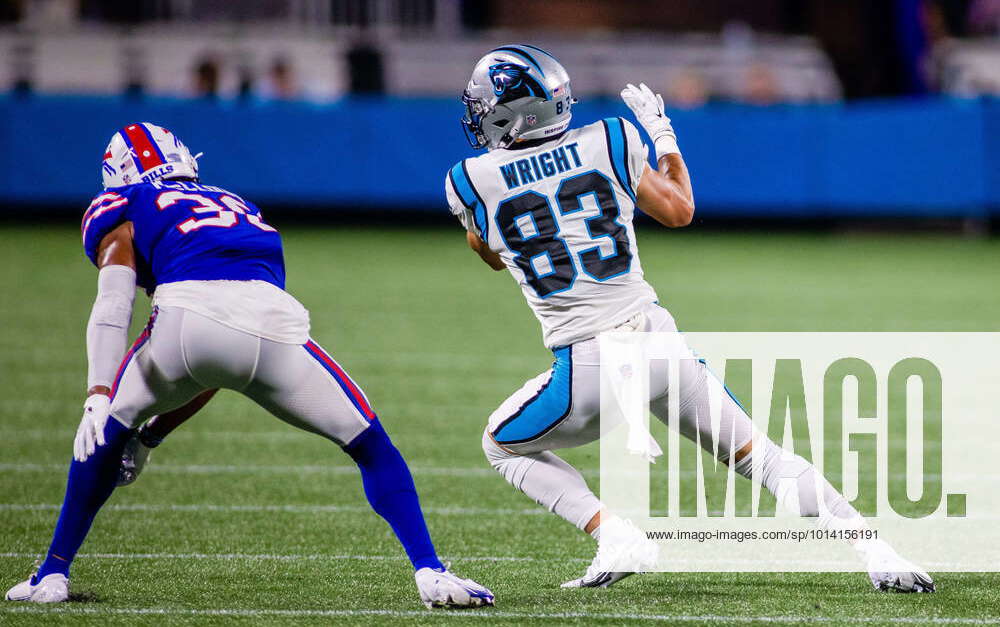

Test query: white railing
[18,0,461,34]
[0,23,841,103]
[938,39,1000,96]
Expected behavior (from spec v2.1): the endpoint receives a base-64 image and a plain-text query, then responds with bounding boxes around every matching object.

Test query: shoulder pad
[82,190,131,266]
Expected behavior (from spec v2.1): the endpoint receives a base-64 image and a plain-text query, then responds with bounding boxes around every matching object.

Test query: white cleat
[857,539,935,593]
[561,569,635,589]
[415,567,495,609]
[5,573,69,603]
[117,432,152,487]
[562,517,659,589]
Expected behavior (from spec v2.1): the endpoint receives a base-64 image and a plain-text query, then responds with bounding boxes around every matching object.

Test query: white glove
[74,393,111,462]
[621,82,680,159]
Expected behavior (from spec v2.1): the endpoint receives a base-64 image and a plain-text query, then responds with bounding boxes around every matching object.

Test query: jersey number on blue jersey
[156,191,276,234]
[496,171,631,298]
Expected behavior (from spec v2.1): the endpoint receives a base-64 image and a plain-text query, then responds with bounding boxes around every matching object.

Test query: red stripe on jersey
[123,124,164,172]
[86,192,120,211]
[81,197,128,237]
[82,193,123,234]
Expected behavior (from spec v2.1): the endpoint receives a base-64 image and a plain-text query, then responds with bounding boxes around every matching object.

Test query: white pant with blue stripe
[486,303,752,457]
[109,305,374,445]
[483,303,755,530]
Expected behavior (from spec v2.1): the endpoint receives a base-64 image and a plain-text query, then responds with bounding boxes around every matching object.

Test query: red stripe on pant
[108,330,149,401]
[109,309,158,401]
[304,341,376,420]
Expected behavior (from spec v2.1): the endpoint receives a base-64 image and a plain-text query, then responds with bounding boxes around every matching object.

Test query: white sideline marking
[0,462,503,478]
[0,551,542,563]
[0,551,972,571]
[0,606,996,624]
[0,462,966,482]
[0,502,545,516]
[0,429,311,441]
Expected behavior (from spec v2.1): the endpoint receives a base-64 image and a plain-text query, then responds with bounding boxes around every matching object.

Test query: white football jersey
[446,117,658,348]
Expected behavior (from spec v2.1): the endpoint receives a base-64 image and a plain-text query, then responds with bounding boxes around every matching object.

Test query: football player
[5,123,495,609]
[448,45,934,592]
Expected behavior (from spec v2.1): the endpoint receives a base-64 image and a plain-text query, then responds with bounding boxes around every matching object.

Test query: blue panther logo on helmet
[489,62,528,95]
[488,62,544,103]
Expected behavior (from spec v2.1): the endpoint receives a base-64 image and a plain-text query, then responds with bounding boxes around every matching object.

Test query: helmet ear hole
[493,119,510,127]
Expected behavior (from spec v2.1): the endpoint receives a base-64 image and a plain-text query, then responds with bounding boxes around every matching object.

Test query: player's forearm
[466,230,505,271]
[481,249,506,271]
[637,156,695,228]
[86,265,137,395]
[661,154,693,206]
[621,82,694,227]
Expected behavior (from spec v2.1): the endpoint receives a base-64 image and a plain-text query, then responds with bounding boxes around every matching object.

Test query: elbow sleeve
[86,265,137,390]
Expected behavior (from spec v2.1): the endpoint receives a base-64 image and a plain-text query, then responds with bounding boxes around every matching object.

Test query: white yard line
[0,402,494,430]
[0,462,503,477]
[0,551,974,570]
[0,502,545,516]
[0,606,995,624]
[0,429,311,440]
[0,462,970,482]
[0,551,542,562]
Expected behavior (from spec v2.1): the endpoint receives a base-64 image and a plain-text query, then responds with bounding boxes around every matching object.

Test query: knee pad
[482,429,529,483]
[481,429,504,466]
[482,428,600,531]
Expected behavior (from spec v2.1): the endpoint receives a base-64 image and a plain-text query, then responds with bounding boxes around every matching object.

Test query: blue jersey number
[495,171,631,298]
[156,191,276,234]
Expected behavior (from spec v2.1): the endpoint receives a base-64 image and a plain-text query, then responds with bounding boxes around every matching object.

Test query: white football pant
[483,303,862,533]
[108,305,374,444]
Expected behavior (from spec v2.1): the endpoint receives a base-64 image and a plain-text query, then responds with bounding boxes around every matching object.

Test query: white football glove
[620,82,680,159]
[74,393,111,462]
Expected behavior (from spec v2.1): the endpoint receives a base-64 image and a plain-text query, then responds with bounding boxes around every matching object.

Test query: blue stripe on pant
[492,346,573,445]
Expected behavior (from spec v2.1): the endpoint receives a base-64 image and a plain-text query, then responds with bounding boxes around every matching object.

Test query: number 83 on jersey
[496,169,632,299]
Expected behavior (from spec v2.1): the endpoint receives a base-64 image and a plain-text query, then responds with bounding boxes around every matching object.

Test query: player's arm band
[652,130,681,161]
[86,264,137,390]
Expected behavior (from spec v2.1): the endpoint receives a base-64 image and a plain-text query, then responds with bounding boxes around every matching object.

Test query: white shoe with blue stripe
[415,567,495,609]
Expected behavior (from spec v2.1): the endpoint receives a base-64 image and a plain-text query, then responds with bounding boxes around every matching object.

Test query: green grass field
[1,224,998,625]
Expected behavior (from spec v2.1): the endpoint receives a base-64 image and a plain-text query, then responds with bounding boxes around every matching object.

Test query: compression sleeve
[86,265,137,390]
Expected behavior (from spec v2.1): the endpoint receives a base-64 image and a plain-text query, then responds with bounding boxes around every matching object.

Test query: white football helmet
[101,122,199,189]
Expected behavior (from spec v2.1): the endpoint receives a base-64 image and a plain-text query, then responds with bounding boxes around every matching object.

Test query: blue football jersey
[81,180,285,292]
